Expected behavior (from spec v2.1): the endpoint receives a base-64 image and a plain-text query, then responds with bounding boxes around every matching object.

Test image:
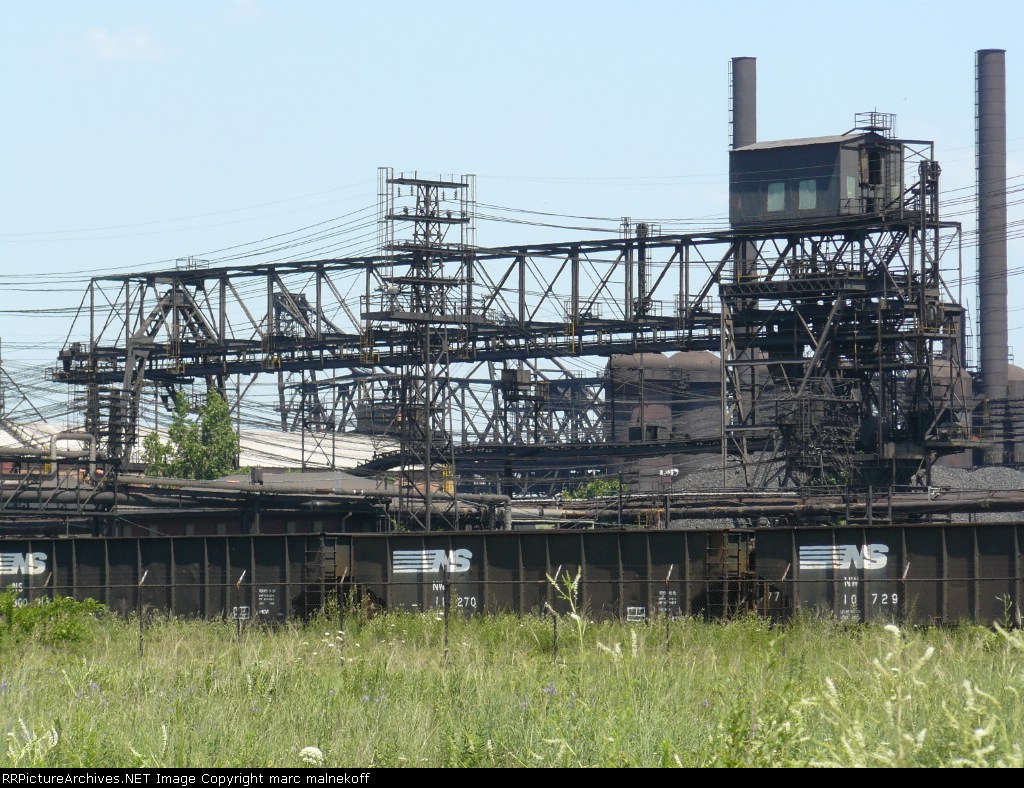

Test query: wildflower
[544,681,556,697]
[88,682,100,692]
[884,623,902,638]
[299,746,324,767]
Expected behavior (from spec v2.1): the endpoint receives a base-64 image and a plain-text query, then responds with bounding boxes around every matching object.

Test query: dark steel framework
[721,136,970,487]
[365,169,477,529]
[53,140,970,524]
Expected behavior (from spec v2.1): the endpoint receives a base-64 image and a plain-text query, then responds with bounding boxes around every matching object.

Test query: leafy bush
[561,477,622,500]
[0,589,105,646]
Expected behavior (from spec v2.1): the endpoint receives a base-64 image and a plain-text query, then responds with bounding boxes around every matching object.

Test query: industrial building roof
[732,133,868,152]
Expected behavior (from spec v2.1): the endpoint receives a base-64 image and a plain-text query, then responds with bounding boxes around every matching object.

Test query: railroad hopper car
[3,524,1023,627]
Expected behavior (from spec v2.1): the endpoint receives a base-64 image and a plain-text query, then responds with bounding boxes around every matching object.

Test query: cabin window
[767,181,785,212]
[868,148,882,185]
[798,179,817,210]
[846,175,857,200]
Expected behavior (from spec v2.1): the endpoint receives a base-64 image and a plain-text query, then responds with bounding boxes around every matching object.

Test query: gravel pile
[664,460,1024,527]
[675,461,751,492]
[930,465,1024,492]
[929,465,1024,522]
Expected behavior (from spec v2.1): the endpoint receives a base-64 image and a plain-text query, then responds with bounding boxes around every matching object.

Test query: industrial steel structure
[1,50,1020,637]
[51,127,970,516]
[39,52,1015,533]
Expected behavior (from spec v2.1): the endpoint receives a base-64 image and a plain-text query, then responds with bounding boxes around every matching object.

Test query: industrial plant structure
[50,57,984,510]
[0,51,1021,626]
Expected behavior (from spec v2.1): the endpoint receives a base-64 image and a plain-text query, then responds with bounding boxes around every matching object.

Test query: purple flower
[544,681,556,697]
[88,682,100,692]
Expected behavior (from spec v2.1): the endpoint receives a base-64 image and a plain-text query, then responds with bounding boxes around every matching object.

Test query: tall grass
[1,596,1023,767]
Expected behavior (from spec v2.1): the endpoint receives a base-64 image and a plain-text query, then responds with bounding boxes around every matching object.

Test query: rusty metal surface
[3,524,1024,626]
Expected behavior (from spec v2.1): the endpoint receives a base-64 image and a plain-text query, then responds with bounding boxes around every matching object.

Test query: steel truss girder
[54,211,968,495]
[720,217,968,489]
[282,362,607,451]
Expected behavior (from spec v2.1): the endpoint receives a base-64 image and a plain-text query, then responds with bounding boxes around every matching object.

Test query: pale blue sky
[1,0,1021,419]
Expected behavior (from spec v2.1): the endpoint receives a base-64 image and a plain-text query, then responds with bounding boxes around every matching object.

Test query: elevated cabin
[729,132,904,228]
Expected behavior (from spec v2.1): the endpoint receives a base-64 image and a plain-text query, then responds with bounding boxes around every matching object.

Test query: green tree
[142,390,239,479]
[562,476,623,500]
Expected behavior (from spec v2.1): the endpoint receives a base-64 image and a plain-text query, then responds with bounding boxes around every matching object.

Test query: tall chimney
[731,57,757,149]
[977,49,1008,401]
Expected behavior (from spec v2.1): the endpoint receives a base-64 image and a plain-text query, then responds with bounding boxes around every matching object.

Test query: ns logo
[0,552,47,576]
[798,544,889,571]
[392,548,473,575]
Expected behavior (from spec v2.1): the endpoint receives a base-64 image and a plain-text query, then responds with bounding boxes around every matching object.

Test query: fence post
[235,569,247,662]
[665,564,674,648]
[901,562,910,624]
[549,564,562,666]
[552,609,558,667]
[443,565,451,662]
[338,567,348,663]
[137,570,148,660]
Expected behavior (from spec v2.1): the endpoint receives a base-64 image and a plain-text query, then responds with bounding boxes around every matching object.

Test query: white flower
[299,746,324,766]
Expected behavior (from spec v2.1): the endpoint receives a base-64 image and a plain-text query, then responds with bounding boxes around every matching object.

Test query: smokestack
[731,57,756,149]
[977,49,1008,401]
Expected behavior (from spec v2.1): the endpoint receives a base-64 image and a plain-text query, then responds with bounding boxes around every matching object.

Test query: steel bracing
[720,142,971,488]
[53,144,971,526]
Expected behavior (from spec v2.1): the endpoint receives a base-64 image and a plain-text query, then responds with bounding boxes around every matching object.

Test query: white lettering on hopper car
[392,549,472,574]
[0,552,47,576]
[798,544,889,571]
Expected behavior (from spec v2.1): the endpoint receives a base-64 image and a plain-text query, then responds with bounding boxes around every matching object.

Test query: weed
[0,590,105,647]
[0,613,1021,766]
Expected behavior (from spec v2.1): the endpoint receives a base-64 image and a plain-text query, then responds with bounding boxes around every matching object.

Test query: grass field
[1,591,1023,768]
